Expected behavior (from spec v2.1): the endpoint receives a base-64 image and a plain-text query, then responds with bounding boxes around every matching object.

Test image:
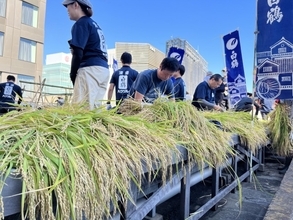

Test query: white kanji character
[230,51,237,60]
[267,0,280,7]
[231,59,239,68]
[267,6,283,24]
[267,11,274,24]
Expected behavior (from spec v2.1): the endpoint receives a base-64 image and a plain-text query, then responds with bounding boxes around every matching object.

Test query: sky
[44,0,257,91]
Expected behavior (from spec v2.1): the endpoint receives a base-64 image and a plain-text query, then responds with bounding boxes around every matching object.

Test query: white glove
[106,104,112,110]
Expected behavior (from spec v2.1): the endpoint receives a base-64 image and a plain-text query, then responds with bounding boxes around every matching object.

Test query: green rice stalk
[0,99,261,219]
[202,111,268,153]
[126,99,235,168]
[0,105,181,219]
[267,103,293,156]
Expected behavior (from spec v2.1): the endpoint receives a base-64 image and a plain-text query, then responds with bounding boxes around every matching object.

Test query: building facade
[115,42,165,73]
[42,52,72,95]
[0,0,46,99]
[166,38,208,95]
[107,48,116,76]
[43,49,116,96]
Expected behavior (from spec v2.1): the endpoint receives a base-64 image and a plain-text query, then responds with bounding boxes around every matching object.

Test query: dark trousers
[0,107,16,115]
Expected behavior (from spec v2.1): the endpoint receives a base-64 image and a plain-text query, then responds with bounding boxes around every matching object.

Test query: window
[21,2,38,28]
[19,38,36,62]
[0,32,3,56]
[0,0,6,17]
[18,74,35,99]
[278,47,287,53]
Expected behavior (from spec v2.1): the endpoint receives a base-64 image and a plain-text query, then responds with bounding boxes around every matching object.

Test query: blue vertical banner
[167,47,185,64]
[223,30,247,106]
[256,0,293,100]
[113,58,118,72]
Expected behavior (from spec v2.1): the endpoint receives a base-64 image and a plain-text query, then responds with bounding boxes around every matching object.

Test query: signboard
[223,30,247,105]
[167,47,185,64]
[256,0,293,100]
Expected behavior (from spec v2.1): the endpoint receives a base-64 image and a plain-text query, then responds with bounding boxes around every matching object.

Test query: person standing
[215,72,228,108]
[0,75,22,114]
[222,86,229,110]
[259,98,275,119]
[129,57,179,103]
[214,82,225,106]
[107,52,138,108]
[63,0,110,110]
[192,74,224,111]
[234,92,261,115]
[172,64,186,101]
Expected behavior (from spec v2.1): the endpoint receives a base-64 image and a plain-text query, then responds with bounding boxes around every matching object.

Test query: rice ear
[0,100,268,219]
[267,103,293,156]
[203,111,268,154]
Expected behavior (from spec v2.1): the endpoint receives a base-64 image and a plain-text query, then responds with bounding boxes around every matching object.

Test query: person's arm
[107,73,116,103]
[16,86,23,104]
[70,46,83,85]
[106,83,115,110]
[197,99,222,110]
[134,91,145,102]
[107,83,115,103]
[197,99,214,108]
[69,22,89,85]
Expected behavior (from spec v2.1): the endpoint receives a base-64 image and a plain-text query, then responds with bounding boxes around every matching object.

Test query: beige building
[115,42,165,73]
[0,0,46,99]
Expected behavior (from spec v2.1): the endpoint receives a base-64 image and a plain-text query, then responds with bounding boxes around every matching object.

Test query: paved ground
[264,159,293,220]
[156,161,284,220]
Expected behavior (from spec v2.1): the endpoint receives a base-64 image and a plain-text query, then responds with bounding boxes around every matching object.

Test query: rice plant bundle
[0,99,259,219]
[134,99,235,168]
[202,111,268,153]
[267,103,293,156]
[0,105,182,220]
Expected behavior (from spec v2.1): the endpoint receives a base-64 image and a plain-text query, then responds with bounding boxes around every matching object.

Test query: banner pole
[252,0,259,121]
[220,35,230,109]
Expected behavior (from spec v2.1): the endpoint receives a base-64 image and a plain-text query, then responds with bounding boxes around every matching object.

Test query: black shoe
[279,167,289,174]
[278,165,287,170]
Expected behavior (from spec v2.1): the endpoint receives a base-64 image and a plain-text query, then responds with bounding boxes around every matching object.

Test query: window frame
[18,37,37,63]
[21,1,39,28]
[0,32,4,56]
[18,74,35,99]
[0,0,6,17]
